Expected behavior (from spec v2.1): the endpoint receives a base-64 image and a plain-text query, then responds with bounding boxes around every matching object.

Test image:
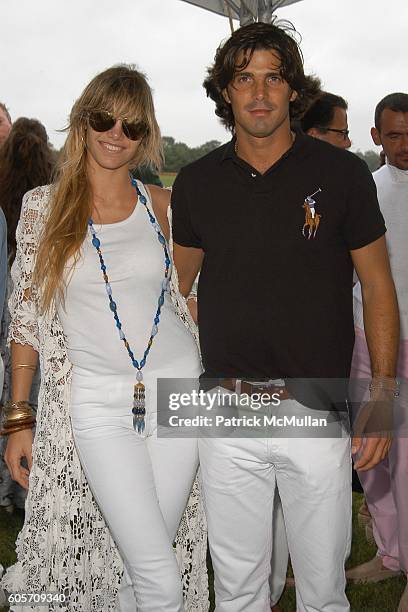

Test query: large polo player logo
[302,188,322,239]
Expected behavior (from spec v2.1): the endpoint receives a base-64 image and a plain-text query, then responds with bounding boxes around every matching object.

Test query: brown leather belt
[219,379,292,401]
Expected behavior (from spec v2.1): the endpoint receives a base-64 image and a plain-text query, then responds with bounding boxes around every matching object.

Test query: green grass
[160,173,177,188]
[1,495,405,611]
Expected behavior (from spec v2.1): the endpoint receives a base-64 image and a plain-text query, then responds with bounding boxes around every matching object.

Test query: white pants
[199,400,352,612]
[71,402,199,612]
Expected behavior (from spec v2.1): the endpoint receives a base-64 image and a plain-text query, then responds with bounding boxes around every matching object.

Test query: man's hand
[5,428,33,489]
[352,385,394,471]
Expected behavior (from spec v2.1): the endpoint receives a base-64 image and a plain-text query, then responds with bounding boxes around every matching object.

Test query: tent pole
[224,0,234,32]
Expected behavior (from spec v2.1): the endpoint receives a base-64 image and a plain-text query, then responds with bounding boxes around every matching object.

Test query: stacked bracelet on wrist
[0,400,36,436]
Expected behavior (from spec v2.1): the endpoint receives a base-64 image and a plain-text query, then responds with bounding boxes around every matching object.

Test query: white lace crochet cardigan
[1,185,209,612]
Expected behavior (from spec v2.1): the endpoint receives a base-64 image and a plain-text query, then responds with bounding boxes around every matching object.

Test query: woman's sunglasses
[87,110,149,141]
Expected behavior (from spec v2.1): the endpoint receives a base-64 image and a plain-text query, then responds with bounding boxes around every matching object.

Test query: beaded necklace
[88,178,170,433]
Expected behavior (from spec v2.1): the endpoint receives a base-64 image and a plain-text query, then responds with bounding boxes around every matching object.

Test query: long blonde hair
[34,64,163,313]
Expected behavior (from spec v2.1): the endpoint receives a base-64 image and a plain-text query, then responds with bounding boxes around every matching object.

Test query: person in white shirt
[347,92,408,612]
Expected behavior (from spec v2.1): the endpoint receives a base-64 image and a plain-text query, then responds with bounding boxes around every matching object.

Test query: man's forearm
[361,281,399,377]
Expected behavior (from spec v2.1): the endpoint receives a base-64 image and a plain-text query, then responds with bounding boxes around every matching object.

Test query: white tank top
[57,182,201,411]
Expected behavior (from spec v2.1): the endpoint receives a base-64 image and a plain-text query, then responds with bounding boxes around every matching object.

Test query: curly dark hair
[204,21,321,132]
[0,117,56,262]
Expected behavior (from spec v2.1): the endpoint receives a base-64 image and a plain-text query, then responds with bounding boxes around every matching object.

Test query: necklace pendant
[132,382,146,434]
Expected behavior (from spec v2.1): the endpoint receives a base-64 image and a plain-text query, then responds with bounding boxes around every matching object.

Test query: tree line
[55,138,380,174]
[162,137,380,173]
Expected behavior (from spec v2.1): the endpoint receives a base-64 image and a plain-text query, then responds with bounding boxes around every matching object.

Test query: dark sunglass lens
[123,121,148,141]
[89,111,115,133]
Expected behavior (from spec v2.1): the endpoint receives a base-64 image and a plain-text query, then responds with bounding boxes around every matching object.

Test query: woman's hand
[5,428,33,490]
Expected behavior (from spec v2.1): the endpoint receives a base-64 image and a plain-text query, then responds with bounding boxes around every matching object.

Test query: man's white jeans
[199,398,352,612]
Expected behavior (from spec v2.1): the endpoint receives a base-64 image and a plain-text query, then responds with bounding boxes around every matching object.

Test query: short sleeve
[343,156,386,250]
[171,168,202,249]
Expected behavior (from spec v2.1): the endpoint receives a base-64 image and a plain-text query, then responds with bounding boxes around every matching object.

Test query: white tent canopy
[179,0,304,26]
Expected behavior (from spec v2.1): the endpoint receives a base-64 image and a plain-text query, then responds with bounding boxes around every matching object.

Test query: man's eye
[237,75,251,82]
[267,75,282,83]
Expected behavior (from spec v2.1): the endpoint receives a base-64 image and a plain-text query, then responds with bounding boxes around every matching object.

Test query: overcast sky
[1,0,407,154]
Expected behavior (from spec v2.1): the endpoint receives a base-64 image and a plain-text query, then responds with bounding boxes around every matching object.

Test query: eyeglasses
[87,110,149,141]
[317,126,350,140]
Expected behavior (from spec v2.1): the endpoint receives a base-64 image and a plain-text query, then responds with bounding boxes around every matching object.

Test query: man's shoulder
[304,134,365,170]
[372,164,389,184]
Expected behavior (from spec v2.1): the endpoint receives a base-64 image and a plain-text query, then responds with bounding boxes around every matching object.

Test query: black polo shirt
[171,132,385,383]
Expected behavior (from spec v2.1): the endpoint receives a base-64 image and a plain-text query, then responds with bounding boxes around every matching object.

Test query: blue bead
[101,264,106,272]
[131,178,137,186]
[158,295,164,307]
[92,237,100,248]
[154,316,159,324]
[109,301,117,312]
[139,195,147,205]
[165,258,170,266]
[158,234,165,244]
[132,359,138,368]
[151,324,158,336]
[140,358,146,368]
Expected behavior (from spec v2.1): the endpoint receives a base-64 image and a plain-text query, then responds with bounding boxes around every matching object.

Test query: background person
[347,92,408,612]
[0,117,56,513]
[1,65,208,611]
[300,91,351,149]
[0,103,12,148]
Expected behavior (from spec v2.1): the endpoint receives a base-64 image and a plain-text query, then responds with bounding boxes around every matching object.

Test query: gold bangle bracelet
[0,400,36,436]
[12,364,37,371]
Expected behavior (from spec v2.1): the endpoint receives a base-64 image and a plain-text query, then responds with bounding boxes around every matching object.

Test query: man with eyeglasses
[300,92,351,149]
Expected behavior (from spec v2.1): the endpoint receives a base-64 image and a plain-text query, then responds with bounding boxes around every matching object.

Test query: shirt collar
[220,129,308,165]
[386,158,408,182]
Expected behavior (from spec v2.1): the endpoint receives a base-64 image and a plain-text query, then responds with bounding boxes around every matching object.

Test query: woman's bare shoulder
[146,184,171,238]
[147,184,171,213]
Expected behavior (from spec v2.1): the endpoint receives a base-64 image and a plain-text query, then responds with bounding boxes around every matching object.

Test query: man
[171,22,398,611]
[346,92,408,612]
[300,91,351,149]
[0,103,12,147]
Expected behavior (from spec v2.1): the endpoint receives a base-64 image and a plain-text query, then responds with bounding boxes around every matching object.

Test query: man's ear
[307,127,320,139]
[371,126,382,146]
[222,88,231,104]
[290,90,298,103]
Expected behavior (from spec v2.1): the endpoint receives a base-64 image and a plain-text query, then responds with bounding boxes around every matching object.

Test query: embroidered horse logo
[302,188,322,239]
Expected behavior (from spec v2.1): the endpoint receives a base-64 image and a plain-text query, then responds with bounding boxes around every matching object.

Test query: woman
[1,65,208,611]
[0,117,55,513]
